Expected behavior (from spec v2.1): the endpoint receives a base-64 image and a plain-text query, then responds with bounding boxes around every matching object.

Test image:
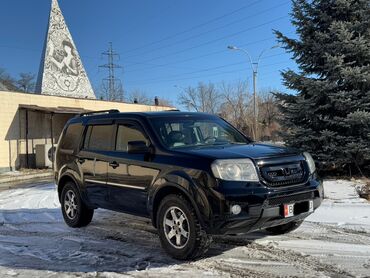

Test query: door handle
[77,158,85,164]
[109,161,119,169]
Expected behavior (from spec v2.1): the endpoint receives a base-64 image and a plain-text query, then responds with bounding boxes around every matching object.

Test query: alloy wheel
[163,206,190,249]
[64,190,78,220]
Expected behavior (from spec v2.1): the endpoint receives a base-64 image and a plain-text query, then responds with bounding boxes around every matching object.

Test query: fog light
[230,204,242,215]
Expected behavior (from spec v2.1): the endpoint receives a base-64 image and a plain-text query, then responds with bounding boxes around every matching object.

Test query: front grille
[259,161,307,187]
[267,191,314,206]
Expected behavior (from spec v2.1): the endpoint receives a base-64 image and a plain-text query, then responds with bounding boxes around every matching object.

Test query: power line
[123,1,290,60]
[125,35,293,74]
[127,52,286,83]
[127,60,290,86]
[121,0,263,55]
[125,15,288,67]
[0,32,294,75]
[99,42,124,101]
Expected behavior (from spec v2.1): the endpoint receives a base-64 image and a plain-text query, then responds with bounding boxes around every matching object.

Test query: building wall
[0,90,171,173]
[16,110,72,169]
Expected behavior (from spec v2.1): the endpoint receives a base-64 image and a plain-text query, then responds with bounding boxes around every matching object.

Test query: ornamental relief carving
[40,0,96,99]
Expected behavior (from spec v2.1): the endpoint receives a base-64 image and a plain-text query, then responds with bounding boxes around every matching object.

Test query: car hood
[174,143,301,160]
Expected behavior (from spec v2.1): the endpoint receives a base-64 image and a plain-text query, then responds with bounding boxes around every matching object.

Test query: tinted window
[116,124,149,151]
[61,123,83,150]
[84,125,113,151]
[151,117,249,149]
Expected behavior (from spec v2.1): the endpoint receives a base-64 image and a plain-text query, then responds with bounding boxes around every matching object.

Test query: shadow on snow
[0,207,269,273]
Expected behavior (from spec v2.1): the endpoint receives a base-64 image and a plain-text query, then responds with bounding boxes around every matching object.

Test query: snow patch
[0,179,368,277]
[306,180,370,232]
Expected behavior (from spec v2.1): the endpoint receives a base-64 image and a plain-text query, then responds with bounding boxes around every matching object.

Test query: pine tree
[274,0,370,175]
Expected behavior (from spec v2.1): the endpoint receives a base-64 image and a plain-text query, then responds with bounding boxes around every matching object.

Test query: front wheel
[157,194,212,260]
[266,220,303,235]
[61,182,94,228]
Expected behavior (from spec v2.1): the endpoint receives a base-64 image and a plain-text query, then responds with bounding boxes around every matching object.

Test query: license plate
[283,200,314,217]
[283,203,294,217]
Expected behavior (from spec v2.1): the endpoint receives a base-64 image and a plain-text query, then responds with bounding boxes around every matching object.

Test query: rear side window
[60,123,83,150]
[116,124,149,151]
[84,125,113,151]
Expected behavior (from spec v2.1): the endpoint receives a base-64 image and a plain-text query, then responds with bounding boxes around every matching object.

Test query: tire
[266,220,303,235]
[61,181,94,228]
[156,194,212,260]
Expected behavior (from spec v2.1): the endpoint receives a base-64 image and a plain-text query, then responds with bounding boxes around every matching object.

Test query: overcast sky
[0,0,298,104]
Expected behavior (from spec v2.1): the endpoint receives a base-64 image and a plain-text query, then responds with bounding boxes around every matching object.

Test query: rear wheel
[157,194,212,260]
[61,182,94,228]
[266,220,303,235]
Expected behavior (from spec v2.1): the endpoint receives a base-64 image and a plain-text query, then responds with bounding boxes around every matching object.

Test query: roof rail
[79,109,120,117]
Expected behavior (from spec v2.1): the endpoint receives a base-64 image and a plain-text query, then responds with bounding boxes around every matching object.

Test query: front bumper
[207,177,323,235]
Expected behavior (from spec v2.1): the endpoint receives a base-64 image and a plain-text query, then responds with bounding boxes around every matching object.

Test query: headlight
[303,152,316,174]
[211,159,258,181]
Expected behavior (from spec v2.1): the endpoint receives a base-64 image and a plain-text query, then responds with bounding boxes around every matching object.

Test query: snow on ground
[306,180,370,231]
[0,180,369,277]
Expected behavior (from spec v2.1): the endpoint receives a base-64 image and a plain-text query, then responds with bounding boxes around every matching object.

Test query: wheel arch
[57,173,80,202]
[149,175,211,230]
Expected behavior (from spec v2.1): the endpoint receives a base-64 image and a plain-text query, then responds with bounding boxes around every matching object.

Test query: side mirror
[127,141,150,154]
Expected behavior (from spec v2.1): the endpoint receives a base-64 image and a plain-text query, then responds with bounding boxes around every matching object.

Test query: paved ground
[0,179,369,277]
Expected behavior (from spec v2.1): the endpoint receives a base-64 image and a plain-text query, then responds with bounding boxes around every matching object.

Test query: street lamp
[227,45,278,140]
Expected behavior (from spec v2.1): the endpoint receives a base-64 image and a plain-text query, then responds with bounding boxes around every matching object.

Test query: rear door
[107,120,160,216]
[78,120,114,208]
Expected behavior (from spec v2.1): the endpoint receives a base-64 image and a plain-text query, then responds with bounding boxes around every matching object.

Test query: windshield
[151,116,250,149]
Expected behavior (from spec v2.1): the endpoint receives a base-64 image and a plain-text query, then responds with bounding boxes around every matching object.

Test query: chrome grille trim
[256,156,308,187]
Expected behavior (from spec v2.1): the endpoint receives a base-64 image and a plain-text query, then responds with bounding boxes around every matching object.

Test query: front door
[78,122,114,208]
[107,121,159,216]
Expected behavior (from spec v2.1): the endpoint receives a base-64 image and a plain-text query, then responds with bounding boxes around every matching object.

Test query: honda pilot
[55,110,323,259]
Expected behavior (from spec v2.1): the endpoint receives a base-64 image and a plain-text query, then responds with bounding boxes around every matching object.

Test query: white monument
[36,0,96,99]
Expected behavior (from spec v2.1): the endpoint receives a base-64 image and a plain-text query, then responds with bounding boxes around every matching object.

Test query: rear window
[84,125,113,151]
[60,123,84,150]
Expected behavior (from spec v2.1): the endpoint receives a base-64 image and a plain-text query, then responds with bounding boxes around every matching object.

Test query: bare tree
[218,81,254,137]
[179,82,221,113]
[0,68,7,80]
[127,89,151,104]
[0,68,18,91]
[126,89,174,107]
[98,81,124,101]
[177,80,282,141]
[17,72,35,93]
[157,97,174,107]
[258,90,281,141]
[259,91,279,126]
[179,86,198,110]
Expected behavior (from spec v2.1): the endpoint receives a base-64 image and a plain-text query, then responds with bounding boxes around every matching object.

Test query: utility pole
[252,69,257,140]
[227,45,278,140]
[99,42,123,101]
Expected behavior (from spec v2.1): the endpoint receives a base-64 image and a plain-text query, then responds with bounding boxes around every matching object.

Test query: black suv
[55,110,323,259]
